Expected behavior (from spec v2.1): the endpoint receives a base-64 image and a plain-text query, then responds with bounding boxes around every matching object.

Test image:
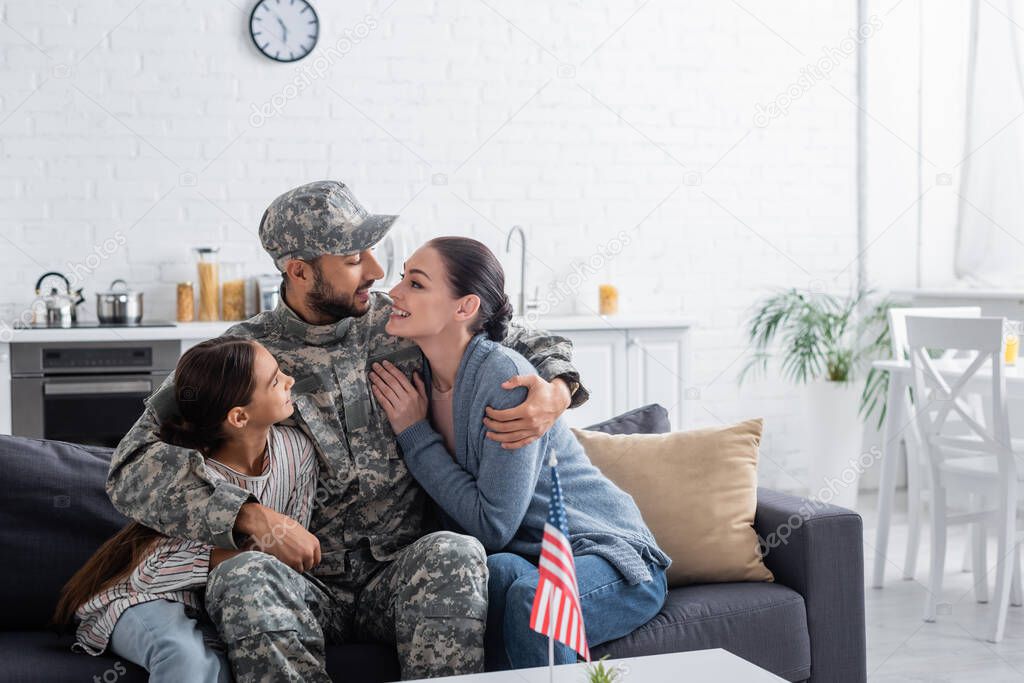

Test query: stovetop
[24,320,176,329]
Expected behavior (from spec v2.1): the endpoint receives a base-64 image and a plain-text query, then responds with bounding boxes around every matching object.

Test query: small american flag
[528,451,590,662]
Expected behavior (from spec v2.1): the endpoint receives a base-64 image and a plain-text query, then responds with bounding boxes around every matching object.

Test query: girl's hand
[209,547,243,570]
[369,361,428,435]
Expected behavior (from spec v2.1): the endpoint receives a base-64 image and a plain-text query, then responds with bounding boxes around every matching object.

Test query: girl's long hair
[52,522,162,626]
[53,336,258,626]
[158,336,258,454]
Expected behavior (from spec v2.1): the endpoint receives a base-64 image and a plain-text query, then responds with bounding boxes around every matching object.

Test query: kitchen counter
[892,287,1024,302]
[0,313,695,436]
[891,288,1024,319]
[2,314,694,344]
[2,321,236,344]
[515,314,695,331]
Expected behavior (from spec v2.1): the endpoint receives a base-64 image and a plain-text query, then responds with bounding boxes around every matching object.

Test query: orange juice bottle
[1006,321,1021,365]
[599,284,618,315]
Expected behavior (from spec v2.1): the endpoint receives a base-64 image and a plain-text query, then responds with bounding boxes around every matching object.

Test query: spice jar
[176,282,195,322]
[221,262,246,321]
[194,247,220,321]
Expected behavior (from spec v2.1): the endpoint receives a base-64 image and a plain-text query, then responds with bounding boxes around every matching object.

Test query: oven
[11,340,180,448]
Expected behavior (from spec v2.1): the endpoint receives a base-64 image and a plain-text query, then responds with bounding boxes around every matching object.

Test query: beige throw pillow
[571,418,774,587]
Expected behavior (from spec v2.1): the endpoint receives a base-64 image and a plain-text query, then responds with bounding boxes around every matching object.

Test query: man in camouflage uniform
[106,181,589,682]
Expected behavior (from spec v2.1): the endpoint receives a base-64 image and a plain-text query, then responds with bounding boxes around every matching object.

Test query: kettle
[34,272,84,327]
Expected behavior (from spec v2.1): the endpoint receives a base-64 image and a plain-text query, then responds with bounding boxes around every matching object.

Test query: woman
[368,237,670,670]
[54,336,316,682]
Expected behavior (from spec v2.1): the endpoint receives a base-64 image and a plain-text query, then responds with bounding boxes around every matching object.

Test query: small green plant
[584,656,625,683]
[738,288,896,427]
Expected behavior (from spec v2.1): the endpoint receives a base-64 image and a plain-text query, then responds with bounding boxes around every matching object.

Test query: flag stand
[547,449,558,683]
[547,615,554,683]
[530,447,587,681]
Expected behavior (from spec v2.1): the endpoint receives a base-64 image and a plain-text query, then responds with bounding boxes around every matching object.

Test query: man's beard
[306,266,370,321]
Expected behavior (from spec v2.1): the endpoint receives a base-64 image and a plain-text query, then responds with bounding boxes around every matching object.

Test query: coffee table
[407,649,786,682]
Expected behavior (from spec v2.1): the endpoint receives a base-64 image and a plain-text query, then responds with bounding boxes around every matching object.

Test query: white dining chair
[886,306,982,582]
[906,315,1024,642]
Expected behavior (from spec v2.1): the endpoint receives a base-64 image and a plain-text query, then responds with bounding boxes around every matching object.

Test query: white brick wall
[0,0,862,491]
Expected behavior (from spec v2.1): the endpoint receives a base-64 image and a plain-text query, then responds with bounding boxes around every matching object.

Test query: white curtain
[955,0,1024,286]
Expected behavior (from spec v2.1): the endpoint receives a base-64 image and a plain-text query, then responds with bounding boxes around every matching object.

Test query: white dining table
[871,356,1024,588]
[405,649,786,682]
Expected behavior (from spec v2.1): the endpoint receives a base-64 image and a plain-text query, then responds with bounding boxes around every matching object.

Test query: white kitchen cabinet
[626,328,691,430]
[0,317,694,435]
[553,322,693,431]
[559,330,628,430]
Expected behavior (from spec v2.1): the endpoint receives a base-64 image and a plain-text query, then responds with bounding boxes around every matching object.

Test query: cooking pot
[96,279,144,324]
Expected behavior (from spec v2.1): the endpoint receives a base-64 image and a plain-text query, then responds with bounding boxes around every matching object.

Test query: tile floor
[859,490,1024,681]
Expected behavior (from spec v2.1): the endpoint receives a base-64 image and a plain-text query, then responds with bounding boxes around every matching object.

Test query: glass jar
[194,247,220,322]
[176,282,195,322]
[598,284,619,315]
[221,262,246,321]
[1005,320,1021,366]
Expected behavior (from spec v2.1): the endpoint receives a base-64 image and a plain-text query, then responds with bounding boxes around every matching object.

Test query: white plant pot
[801,380,865,510]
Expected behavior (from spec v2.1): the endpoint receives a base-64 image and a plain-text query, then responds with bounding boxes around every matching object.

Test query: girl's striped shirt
[73,425,317,655]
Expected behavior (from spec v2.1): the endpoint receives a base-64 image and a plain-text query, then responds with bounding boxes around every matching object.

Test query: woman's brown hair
[427,236,513,341]
[53,336,259,626]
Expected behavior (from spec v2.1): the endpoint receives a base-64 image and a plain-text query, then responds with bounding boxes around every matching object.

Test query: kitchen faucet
[505,225,537,316]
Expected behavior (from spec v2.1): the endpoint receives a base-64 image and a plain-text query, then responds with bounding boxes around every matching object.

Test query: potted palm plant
[739,288,889,508]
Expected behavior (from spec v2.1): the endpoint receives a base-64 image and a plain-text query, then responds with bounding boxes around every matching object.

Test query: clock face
[250,0,319,63]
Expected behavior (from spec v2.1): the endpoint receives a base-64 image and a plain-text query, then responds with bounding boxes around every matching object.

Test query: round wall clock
[250,0,319,63]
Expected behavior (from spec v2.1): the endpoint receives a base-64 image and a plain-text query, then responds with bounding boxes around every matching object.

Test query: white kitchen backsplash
[0,0,860,491]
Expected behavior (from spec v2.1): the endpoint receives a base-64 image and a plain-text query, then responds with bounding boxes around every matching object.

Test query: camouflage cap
[259,180,398,271]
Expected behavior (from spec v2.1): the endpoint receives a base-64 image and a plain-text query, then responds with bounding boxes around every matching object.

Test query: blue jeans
[485,552,668,670]
[110,599,231,683]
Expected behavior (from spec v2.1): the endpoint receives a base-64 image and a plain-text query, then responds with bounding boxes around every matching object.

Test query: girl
[368,237,670,670]
[54,336,317,682]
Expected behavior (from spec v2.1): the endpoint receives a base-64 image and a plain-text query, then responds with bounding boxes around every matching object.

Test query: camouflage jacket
[106,291,588,578]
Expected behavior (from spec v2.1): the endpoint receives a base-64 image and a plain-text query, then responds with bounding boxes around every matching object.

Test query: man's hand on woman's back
[483,375,572,449]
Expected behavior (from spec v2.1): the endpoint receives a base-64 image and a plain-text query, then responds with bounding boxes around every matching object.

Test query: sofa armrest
[754,487,866,683]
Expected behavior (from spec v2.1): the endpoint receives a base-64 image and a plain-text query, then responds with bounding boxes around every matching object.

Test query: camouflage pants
[205,531,488,682]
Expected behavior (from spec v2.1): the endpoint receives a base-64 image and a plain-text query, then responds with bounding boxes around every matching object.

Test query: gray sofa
[0,404,866,682]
